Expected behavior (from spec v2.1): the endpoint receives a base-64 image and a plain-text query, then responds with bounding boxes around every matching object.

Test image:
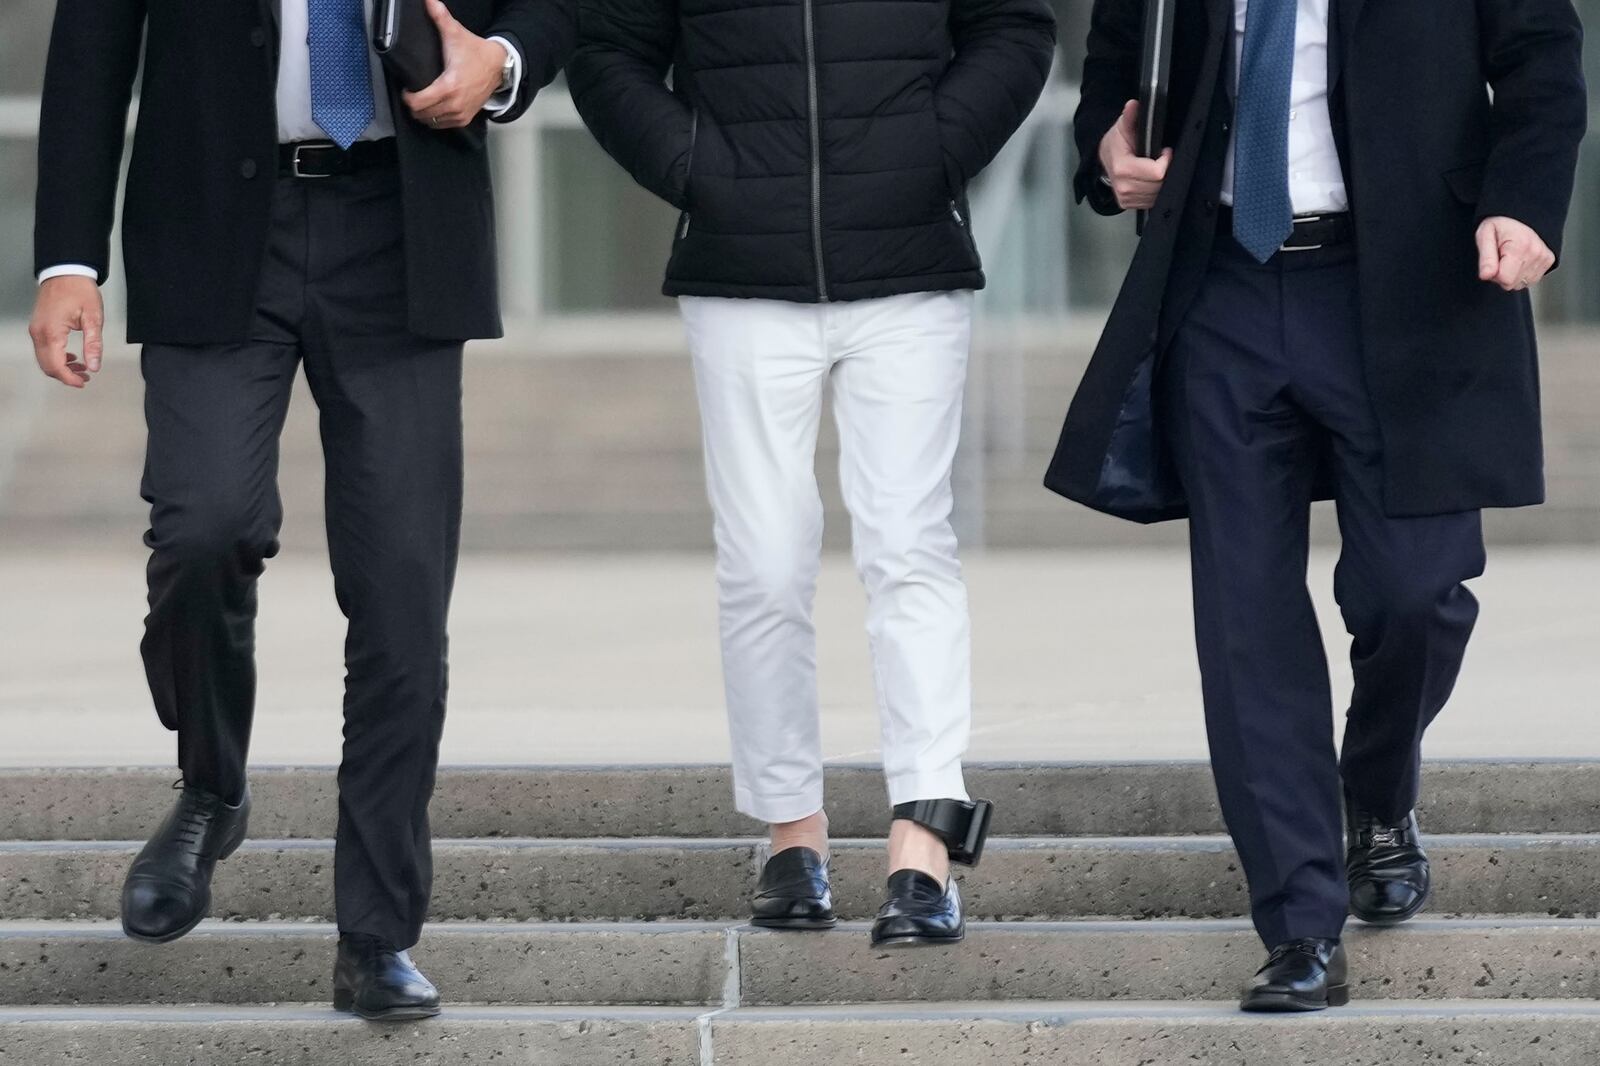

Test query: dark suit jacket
[34,0,575,343]
[1044,0,1587,522]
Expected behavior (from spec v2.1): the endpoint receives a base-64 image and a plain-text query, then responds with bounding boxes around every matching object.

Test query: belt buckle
[1281,215,1324,253]
[291,143,334,179]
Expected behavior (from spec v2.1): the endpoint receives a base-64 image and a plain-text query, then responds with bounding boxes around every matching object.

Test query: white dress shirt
[1220,0,1349,216]
[40,2,523,284]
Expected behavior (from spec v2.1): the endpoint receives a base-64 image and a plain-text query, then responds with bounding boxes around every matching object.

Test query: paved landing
[1,548,1594,765]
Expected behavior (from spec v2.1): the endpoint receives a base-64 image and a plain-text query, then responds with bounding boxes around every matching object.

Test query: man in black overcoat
[28,0,572,1020]
[1045,0,1586,1010]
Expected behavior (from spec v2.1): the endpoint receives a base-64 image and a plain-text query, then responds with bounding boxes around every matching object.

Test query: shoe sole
[1240,984,1350,1013]
[870,929,967,949]
[334,998,443,1023]
[120,815,249,945]
[750,916,839,931]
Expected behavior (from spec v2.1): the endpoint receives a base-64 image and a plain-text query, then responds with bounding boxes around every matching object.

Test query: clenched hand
[1476,217,1555,293]
[401,0,508,130]
[29,275,104,389]
[1099,100,1172,212]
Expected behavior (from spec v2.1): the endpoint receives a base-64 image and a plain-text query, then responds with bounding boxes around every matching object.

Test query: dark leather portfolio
[373,0,446,93]
[1135,0,1175,233]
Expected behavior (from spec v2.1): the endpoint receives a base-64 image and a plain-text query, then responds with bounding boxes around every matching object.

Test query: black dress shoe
[870,869,965,947]
[121,783,250,944]
[751,847,837,930]
[866,798,993,948]
[333,935,441,1021]
[1346,795,1431,925]
[1240,937,1349,1012]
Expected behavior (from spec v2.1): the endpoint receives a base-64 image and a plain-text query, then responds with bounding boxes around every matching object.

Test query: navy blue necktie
[309,0,376,149]
[1232,0,1297,262]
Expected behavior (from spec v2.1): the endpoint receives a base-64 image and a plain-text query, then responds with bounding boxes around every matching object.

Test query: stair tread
[6,999,1600,1021]
[5,915,1599,935]
[6,831,1599,849]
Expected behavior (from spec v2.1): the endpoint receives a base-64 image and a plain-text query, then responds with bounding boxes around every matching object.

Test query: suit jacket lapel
[1208,0,1232,37]
[262,0,281,33]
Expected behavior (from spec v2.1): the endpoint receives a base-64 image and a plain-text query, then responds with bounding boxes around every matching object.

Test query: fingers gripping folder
[892,799,994,867]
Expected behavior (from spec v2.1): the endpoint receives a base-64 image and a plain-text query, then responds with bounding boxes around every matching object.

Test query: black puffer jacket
[568,0,1056,302]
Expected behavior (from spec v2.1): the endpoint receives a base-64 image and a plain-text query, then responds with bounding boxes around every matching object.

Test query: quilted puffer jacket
[568,0,1056,302]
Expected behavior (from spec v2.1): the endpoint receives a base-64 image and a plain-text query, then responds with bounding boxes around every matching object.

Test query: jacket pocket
[1442,160,1486,204]
[684,108,699,201]
[676,108,700,235]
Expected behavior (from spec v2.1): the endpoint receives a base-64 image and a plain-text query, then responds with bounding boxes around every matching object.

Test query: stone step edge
[5,832,1598,851]
[5,915,1599,938]
[7,1000,1600,1023]
[4,758,1596,772]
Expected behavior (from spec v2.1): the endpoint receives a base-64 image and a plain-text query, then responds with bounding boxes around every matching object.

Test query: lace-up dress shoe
[121,784,250,944]
[870,870,965,947]
[1347,797,1431,925]
[751,847,837,929]
[333,935,442,1021]
[1240,937,1349,1012]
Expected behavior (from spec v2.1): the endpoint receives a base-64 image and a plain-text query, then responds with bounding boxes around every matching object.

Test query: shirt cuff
[38,264,99,285]
[485,36,524,118]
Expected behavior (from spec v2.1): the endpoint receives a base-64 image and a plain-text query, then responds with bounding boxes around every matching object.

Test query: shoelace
[1268,940,1327,965]
[169,780,218,853]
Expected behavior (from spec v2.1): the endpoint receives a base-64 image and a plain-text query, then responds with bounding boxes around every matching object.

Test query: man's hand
[1476,216,1555,293]
[401,0,508,130]
[1099,99,1172,211]
[29,276,104,390]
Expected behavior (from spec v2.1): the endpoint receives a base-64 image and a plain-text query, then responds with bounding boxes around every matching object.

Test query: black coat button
[250,27,267,47]
[240,159,258,179]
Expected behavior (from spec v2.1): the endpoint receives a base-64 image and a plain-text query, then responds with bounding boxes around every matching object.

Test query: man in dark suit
[29,0,572,1021]
[1046,0,1585,1011]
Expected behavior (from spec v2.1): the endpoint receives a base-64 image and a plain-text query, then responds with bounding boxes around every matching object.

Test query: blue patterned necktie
[308,0,376,149]
[1232,0,1298,262]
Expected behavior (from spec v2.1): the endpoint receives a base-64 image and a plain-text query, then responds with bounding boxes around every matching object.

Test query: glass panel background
[1,0,1597,321]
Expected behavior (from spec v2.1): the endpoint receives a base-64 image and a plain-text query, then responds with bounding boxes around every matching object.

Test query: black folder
[373,0,446,93]
[1135,0,1175,233]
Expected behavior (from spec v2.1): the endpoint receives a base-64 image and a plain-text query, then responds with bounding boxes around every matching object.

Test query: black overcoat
[34,0,575,344]
[1044,0,1587,522]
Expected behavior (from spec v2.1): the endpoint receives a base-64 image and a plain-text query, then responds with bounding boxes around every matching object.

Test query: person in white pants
[680,291,993,945]
[568,0,1055,945]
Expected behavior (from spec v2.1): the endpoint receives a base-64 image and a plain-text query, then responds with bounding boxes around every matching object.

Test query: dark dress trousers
[34,0,573,949]
[1048,0,1584,945]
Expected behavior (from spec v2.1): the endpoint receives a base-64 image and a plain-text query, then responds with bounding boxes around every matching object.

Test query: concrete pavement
[1,547,1595,766]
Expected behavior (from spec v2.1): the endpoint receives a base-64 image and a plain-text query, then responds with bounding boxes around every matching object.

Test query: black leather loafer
[871,869,965,947]
[121,784,250,944]
[751,846,837,929]
[1347,796,1431,925]
[333,935,442,1021]
[1240,937,1349,1012]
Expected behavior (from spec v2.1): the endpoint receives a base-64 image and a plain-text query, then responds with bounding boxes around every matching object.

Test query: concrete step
[2,918,1597,1007]
[5,1001,1600,1065]
[4,834,1597,922]
[3,760,1595,840]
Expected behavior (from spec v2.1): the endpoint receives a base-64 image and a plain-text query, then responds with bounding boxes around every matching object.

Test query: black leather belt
[1218,206,1353,251]
[278,138,399,179]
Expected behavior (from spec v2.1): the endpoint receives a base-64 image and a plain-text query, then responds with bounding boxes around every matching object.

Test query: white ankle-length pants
[679,291,975,825]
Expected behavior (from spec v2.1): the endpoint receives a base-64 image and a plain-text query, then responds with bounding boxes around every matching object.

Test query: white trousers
[680,291,975,825]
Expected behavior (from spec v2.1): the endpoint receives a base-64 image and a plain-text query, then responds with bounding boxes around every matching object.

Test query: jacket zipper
[679,109,699,239]
[801,0,828,301]
[951,199,979,257]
